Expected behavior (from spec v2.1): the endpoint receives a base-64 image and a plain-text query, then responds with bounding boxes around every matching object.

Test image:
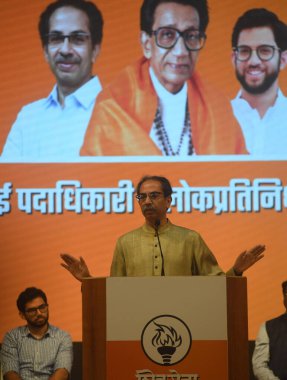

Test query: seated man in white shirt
[0,287,73,380]
[252,280,287,379]
[1,0,103,160]
[231,8,287,156]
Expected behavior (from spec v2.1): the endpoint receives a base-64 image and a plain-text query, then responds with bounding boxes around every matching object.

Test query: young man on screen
[60,175,265,278]
[252,280,287,379]
[231,8,287,155]
[1,0,103,159]
[80,0,246,156]
[0,287,73,380]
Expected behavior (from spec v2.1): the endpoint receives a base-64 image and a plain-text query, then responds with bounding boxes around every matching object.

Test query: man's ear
[141,31,152,59]
[280,50,287,70]
[92,44,101,63]
[19,311,26,321]
[231,50,236,68]
[43,46,49,63]
[166,195,172,210]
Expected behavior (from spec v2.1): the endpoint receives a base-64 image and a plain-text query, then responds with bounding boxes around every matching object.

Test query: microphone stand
[155,220,165,276]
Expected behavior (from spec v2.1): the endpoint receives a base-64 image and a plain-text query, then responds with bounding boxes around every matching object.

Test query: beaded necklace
[153,101,194,156]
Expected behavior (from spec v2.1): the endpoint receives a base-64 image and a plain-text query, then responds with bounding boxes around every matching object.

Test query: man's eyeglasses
[25,303,48,316]
[46,32,90,47]
[233,45,280,62]
[136,191,164,202]
[151,27,206,51]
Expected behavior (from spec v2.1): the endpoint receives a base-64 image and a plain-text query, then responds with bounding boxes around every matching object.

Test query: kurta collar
[142,219,171,233]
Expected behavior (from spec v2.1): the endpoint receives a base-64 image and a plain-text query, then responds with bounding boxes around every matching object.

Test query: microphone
[154,219,165,276]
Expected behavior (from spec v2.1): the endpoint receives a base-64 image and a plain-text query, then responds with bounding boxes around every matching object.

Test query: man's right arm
[3,372,22,380]
[1,331,21,380]
[252,323,279,379]
[1,112,24,158]
[110,239,126,276]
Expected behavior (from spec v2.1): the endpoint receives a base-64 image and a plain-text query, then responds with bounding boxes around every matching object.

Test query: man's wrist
[233,267,243,276]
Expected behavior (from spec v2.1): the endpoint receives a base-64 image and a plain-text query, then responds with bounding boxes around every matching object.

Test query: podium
[82,276,249,380]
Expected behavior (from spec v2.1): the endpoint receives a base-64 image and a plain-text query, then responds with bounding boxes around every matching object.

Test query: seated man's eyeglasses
[25,303,48,316]
[46,32,90,47]
[151,27,206,51]
[233,45,280,62]
[136,191,164,201]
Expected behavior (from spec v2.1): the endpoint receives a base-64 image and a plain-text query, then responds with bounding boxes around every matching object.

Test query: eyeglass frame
[24,303,49,316]
[151,27,206,52]
[233,44,281,62]
[45,32,91,47]
[135,191,165,202]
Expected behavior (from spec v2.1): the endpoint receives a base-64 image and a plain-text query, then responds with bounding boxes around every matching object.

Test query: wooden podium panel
[82,277,248,380]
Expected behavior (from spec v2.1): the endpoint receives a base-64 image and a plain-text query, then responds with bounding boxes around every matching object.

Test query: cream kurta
[110,221,235,277]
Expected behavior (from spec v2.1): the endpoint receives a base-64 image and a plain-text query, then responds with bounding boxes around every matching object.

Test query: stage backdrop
[0,0,287,343]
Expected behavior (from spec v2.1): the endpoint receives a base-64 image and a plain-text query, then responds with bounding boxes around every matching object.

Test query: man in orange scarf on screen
[80,0,247,156]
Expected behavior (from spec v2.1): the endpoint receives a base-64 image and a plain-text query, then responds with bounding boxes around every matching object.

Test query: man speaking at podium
[60,175,265,279]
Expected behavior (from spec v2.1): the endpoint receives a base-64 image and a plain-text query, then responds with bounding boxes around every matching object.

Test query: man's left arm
[192,233,265,276]
[49,368,70,380]
[230,244,266,276]
[50,331,73,380]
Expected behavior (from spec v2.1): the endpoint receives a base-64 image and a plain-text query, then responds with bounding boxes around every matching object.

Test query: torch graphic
[151,322,182,365]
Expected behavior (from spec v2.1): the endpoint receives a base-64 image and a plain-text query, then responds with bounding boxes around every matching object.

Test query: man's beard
[236,64,280,95]
[29,315,48,328]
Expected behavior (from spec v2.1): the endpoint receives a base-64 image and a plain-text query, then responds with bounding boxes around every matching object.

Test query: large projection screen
[0,0,287,343]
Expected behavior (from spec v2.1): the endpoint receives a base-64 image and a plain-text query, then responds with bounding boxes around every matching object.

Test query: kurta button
[155,244,157,247]
[155,266,158,269]
[155,255,158,258]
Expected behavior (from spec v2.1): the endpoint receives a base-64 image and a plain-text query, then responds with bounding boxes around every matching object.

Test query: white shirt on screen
[1,76,102,160]
[231,89,287,156]
[149,67,191,155]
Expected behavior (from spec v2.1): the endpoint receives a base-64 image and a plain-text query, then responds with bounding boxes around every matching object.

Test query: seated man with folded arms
[0,287,73,380]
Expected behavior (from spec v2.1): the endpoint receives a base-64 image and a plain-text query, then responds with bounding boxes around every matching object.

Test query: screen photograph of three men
[0,0,287,159]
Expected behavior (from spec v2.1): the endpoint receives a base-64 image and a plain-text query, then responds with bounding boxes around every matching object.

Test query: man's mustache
[55,57,80,64]
[142,205,156,212]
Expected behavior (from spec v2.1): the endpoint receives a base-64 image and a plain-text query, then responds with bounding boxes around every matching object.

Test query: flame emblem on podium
[141,315,192,366]
[152,322,182,365]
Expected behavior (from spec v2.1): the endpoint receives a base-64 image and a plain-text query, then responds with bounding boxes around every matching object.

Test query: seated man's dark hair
[140,0,209,34]
[17,287,48,313]
[39,0,103,47]
[136,175,173,197]
[232,8,287,51]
